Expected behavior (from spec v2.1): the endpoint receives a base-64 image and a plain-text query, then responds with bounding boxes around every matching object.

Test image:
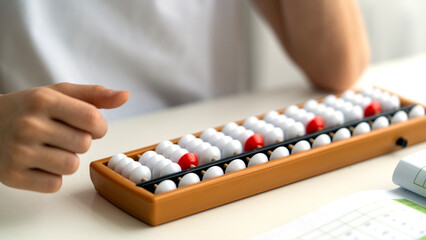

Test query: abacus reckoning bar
[138,104,416,193]
[90,89,426,226]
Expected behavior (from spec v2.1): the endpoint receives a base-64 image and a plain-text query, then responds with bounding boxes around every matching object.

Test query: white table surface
[1,54,426,240]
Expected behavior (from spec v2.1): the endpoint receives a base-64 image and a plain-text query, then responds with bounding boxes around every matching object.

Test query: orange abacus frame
[90,91,426,226]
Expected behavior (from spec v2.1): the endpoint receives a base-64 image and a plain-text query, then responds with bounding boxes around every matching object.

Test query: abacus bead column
[391,111,408,124]
[409,105,425,118]
[107,153,126,169]
[244,133,264,152]
[178,134,196,148]
[122,161,142,178]
[114,157,134,174]
[152,159,172,179]
[178,173,201,188]
[372,116,389,130]
[129,165,151,184]
[352,122,371,136]
[222,140,243,158]
[155,140,173,154]
[285,122,305,140]
[200,146,221,165]
[291,140,311,154]
[160,163,182,177]
[332,128,351,142]
[262,127,284,146]
[269,146,289,160]
[248,153,268,167]
[155,180,177,194]
[312,134,331,148]
[138,151,157,165]
[202,166,224,180]
[177,153,198,170]
[225,159,246,173]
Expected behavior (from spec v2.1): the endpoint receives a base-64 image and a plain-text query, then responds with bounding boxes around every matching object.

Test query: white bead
[371,89,382,100]
[155,180,177,194]
[285,122,305,140]
[155,140,173,154]
[276,118,295,130]
[206,132,225,146]
[138,151,157,165]
[291,140,311,154]
[391,111,408,124]
[248,153,268,167]
[237,130,255,144]
[300,112,315,126]
[361,97,372,109]
[200,128,217,142]
[178,173,200,188]
[361,86,374,97]
[258,123,274,136]
[325,109,344,127]
[314,103,327,116]
[269,146,289,160]
[312,134,331,148]
[264,127,284,146]
[186,138,204,152]
[243,116,259,129]
[269,115,286,126]
[152,159,172,179]
[323,95,337,107]
[409,105,425,118]
[353,122,371,136]
[251,120,267,133]
[353,94,364,106]
[215,136,232,150]
[114,157,133,174]
[107,153,126,169]
[170,148,188,163]
[372,116,389,130]
[160,163,182,177]
[342,90,355,102]
[228,126,245,139]
[285,105,299,118]
[263,111,279,123]
[389,95,400,111]
[178,134,196,148]
[222,140,243,158]
[203,166,224,180]
[122,161,141,178]
[145,155,166,170]
[304,99,318,112]
[334,98,345,111]
[129,165,151,184]
[162,144,181,159]
[333,128,351,142]
[294,109,307,122]
[225,159,246,173]
[221,122,238,135]
[193,142,211,159]
[200,146,221,165]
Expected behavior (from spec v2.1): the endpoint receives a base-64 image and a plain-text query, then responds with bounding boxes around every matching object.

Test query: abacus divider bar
[137,105,416,191]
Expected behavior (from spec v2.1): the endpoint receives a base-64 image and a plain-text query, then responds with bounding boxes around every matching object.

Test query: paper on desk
[393,149,426,198]
[252,189,426,240]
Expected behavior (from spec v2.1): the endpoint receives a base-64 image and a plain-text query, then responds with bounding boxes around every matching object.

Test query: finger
[10,169,62,193]
[30,145,80,176]
[49,83,130,109]
[40,118,92,153]
[42,89,108,139]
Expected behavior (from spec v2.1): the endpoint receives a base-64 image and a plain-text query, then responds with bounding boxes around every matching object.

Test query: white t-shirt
[0,1,247,121]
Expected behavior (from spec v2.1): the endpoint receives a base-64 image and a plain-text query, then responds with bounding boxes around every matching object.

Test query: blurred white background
[247,0,426,90]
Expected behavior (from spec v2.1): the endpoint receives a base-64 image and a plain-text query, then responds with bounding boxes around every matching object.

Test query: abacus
[90,87,426,226]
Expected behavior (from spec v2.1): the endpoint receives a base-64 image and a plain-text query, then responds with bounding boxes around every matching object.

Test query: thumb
[49,82,130,109]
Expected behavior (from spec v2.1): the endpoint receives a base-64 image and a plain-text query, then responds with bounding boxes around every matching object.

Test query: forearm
[254,0,370,92]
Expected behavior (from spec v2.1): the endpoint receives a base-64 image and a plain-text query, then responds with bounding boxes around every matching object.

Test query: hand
[0,83,129,193]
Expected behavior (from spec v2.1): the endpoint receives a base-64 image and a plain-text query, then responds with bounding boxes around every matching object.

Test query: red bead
[364,100,381,117]
[178,153,198,170]
[244,134,264,152]
[306,116,324,134]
